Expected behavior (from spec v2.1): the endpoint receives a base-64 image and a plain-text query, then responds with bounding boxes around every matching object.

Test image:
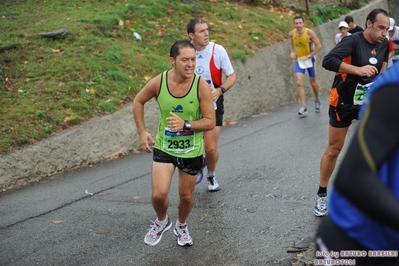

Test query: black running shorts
[329,105,360,128]
[215,95,224,127]
[153,148,205,176]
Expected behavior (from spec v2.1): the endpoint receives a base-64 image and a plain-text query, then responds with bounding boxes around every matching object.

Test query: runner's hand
[357,65,378,77]
[211,87,222,102]
[299,55,309,61]
[139,131,154,153]
[167,112,183,131]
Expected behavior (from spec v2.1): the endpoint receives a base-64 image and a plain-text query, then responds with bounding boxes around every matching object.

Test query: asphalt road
[0,95,356,266]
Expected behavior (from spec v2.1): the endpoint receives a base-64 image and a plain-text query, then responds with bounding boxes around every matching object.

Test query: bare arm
[221,72,236,92]
[289,30,296,59]
[213,72,237,101]
[133,75,161,152]
[308,29,322,57]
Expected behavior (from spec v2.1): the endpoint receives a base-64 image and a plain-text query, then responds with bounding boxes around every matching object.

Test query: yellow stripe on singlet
[357,104,377,173]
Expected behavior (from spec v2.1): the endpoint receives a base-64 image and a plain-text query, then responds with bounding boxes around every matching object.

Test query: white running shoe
[298,105,308,117]
[314,194,328,217]
[207,175,220,192]
[315,99,321,113]
[174,223,193,246]
[144,217,172,246]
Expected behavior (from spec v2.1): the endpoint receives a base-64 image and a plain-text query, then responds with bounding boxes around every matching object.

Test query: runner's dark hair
[366,8,389,25]
[187,18,207,34]
[170,39,195,59]
[344,15,354,24]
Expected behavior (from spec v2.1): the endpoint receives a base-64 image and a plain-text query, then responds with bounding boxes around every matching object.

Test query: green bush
[311,4,350,25]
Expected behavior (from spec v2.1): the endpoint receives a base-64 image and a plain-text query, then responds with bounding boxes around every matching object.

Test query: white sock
[156,215,168,226]
[176,220,186,227]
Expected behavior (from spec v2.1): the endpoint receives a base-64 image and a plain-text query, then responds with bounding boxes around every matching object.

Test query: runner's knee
[296,80,304,87]
[179,191,194,202]
[309,79,318,87]
[152,191,168,202]
[205,145,217,155]
[326,145,342,159]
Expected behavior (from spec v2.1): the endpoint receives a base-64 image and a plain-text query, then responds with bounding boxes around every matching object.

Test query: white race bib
[205,79,218,110]
[353,82,373,105]
[298,58,313,69]
[163,128,195,154]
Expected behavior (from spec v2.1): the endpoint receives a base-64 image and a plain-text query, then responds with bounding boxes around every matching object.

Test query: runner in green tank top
[133,39,215,247]
[155,71,204,158]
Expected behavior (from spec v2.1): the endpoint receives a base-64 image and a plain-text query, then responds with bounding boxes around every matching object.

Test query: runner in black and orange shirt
[314,8,390,217]
[325,31,388,123]
[316,61,399,266]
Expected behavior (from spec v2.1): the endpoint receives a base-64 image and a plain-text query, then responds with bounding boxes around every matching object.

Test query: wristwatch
[183,120,192,131]
[308,55,311,59]
[219,86,226,94]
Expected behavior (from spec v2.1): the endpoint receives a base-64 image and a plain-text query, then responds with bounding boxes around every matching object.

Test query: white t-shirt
[194,42,234,88]
[389,26,399,44]
[335,32,351,45]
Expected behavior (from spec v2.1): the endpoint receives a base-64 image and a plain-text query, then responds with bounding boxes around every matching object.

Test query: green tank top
[155,71,203,158]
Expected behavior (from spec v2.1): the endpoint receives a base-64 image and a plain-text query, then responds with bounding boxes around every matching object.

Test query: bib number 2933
[163,129,194,154]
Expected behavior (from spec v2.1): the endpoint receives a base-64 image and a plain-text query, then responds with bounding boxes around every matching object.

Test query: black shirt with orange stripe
[322,32,389,107]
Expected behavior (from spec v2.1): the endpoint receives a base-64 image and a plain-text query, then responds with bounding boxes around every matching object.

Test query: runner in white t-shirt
[388,17,399,51]
[334,21,351,46]
[187,18,237,192]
